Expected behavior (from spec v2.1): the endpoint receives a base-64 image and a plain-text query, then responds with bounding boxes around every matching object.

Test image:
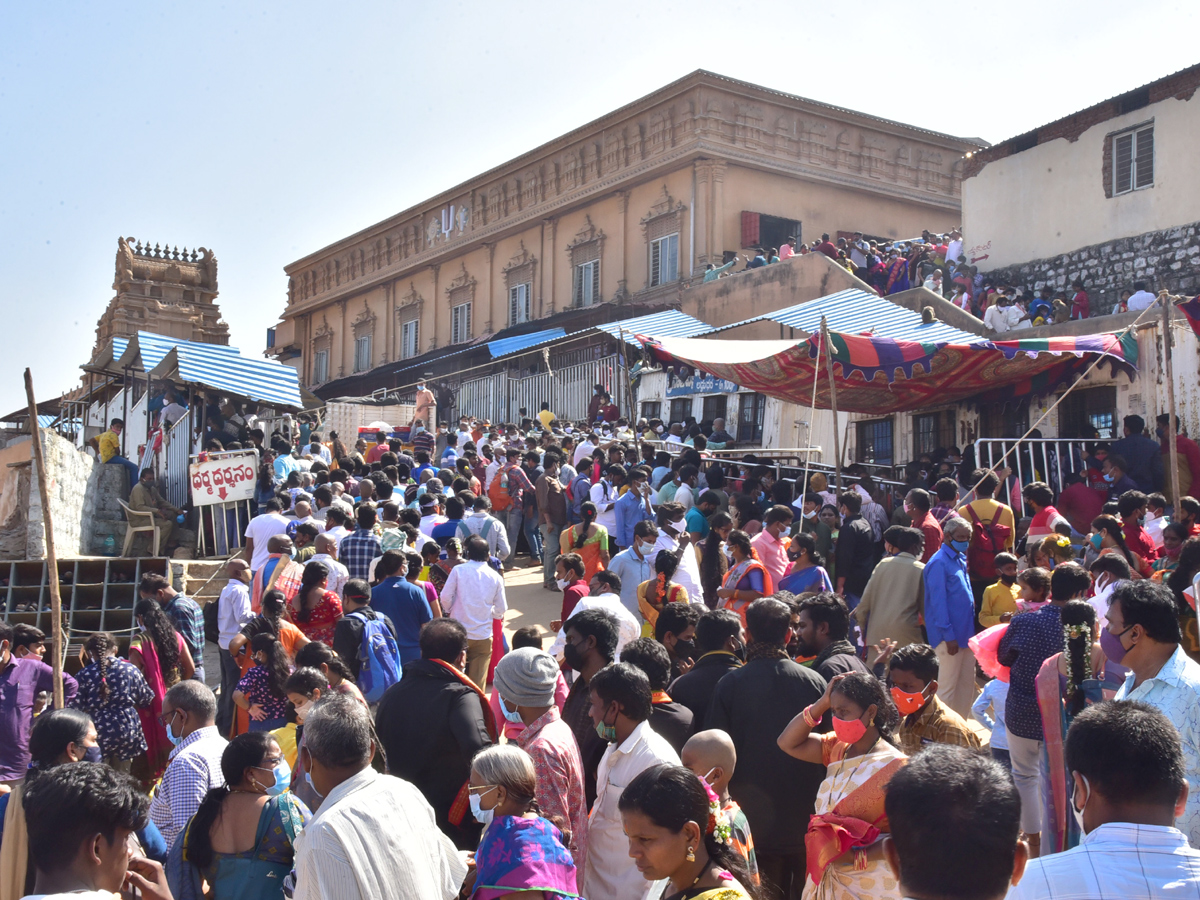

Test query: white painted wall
[963,93,1200,268]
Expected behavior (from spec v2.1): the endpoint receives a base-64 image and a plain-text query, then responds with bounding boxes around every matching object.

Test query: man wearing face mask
[547,570,640,659]
[653,502,705,602]
[1107,579,1200,848]
[793,491,833,561]
[582,662,680,900]
[889,642,980,757]
[1008,701,1200,899]
[655,601,701,682]
[148,680,227,848]
[921,517,978,718]
[669,609,744,734]
[0,621,78,788]
[559,609,620,809]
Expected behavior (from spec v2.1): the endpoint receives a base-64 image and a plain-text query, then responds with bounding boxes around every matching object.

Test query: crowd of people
[703,227,1155,332]
[6,398,1200,900]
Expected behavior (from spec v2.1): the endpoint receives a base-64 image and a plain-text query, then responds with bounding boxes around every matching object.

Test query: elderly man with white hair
[920,515,978,718]
[294,694,467,900]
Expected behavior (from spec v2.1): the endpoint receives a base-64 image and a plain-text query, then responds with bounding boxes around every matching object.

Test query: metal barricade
[974,438,1089,515]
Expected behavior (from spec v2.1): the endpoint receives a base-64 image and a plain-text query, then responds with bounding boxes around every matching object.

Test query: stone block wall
[981,219,1200,316]
[88,464,131,555]
[27,430,98,558]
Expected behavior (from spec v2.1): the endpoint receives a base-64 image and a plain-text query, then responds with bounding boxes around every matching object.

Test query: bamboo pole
[821,318,843,493]
[24,369,64,709]
[1162,290,1183,508]
[617,327,643,462]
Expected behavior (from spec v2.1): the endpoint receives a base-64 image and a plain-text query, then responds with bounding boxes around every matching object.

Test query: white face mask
[803,510,817,520]
[556,578,571,590]
[1071,773,1091,836]
[638,540,656,556]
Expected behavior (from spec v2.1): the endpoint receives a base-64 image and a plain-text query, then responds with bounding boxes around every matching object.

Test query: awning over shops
[487,328,568,358]
[595,309,715,344]
[639,330,1139,415]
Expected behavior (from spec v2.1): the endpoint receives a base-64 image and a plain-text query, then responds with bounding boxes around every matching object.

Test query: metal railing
[975,438,1089,516]
[164,416,191,508]
[459,355,627,425]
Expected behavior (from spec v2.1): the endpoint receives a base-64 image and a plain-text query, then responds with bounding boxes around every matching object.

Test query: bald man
[216,559,252,735]
[682,730,759,885]
[309,532,350,597]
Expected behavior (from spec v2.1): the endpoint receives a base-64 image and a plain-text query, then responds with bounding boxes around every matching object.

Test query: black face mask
[562,641,585,673]
[731,639,747,662]
[673,639,697,662]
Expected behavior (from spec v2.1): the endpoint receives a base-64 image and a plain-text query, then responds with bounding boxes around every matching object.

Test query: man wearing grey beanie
[494,648,590,871]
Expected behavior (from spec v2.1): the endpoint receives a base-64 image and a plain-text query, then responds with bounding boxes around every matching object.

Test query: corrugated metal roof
[487,327,568,359]
[112,333,240,371]
[595,309,716,344]
[713,289,982,344]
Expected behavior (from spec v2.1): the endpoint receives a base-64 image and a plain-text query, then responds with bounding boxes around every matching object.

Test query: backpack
[568,473,592,523]
[348,610,402,702]
[965,504,1013,580]
[488,467,513,512]
[202,598,220,646]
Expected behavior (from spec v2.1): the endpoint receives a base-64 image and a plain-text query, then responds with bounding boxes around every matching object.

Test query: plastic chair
[118,500,161,557]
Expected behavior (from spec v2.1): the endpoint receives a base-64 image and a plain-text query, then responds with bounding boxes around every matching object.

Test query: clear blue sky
[3,0,1197,414]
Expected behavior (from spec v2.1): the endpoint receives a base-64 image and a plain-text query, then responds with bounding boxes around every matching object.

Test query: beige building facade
[270,71,983,391]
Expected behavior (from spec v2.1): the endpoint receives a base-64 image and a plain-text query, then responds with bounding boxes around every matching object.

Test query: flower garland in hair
[656,572,668,604]
[700,775,732,845]
[1062,621,1093,698]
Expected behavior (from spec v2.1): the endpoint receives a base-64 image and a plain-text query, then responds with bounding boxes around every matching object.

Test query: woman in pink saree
[129,599,195,779]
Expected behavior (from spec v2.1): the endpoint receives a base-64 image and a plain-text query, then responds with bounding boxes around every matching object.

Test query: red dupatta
[431,658,499,827]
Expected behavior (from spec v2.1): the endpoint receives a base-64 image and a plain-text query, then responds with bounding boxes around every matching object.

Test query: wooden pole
[24,369,64,709]
[821,318,843,494]
[617,327,643,462]
[1162,291,1183,508]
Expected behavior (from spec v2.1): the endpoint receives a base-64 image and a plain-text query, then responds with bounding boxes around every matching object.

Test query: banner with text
[666,374,742,397]
[189,451,259,506]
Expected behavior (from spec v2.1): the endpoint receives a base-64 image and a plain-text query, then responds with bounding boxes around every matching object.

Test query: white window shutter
[1114,133,1134,194]
[1135,128,1154,189]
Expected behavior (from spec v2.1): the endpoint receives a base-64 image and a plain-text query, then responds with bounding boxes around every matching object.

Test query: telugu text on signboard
[189,451,258,506]
[666,375,742,397]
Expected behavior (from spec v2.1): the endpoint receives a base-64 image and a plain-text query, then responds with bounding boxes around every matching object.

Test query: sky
[2,0,1198,415]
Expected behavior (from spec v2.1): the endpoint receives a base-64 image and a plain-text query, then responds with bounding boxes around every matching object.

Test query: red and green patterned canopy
[638,330,1138,415]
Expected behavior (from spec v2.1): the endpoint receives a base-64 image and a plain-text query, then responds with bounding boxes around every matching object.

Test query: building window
[669,398,693,426]
[451,302,472,344]
[641,401,662,421]
[1058,387,1117,439]
[701,395,728,426]
[737,393,766,443]
[856,418,894,467]
[400,319,419,360]
[313,349,329,384]
[509,283,531,326]
[354,334,372,373]
[913,410,956,460]
[1114,125,1153,195]
[979,399,1030,440]
[574,260,600,307]
[650,233,679,287]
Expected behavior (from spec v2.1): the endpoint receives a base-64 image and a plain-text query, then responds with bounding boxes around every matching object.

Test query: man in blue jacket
[921,516,976,719]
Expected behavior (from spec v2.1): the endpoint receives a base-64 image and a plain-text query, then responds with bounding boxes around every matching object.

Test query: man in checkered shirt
[148,680,227,847]
[339,504,383,582]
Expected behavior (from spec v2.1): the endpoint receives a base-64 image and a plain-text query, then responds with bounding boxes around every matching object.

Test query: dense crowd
[707,227,1160,332]
[5,393,1200,900]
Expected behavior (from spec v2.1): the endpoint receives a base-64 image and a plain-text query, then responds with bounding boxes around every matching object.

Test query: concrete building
[268,70,984,395]
[963,62,1200,314]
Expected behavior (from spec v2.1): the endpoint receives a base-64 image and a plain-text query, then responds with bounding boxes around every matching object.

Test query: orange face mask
[891,685,927,716]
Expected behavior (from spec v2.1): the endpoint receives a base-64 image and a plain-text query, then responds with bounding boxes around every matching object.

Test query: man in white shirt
[322,506,353,548]
[590,465,623,544]
[440,535,508,689]
[945,228,963,266]
[309,533,350,598]
[458,495,512,560]
[674,464,699,512]
[419,494,448,537]
[294,694,467,900]
[215,559,252,737]
[652,504,704,602]
[883,744,1026,900]
[243,498,290,572]
[1007,701,1200,899]
[1127,281,1158,311]
[574,434,597,468]
[148,681,227,848]
[849,232,870,269]
[549,570,641,658]
[582,662,681,900]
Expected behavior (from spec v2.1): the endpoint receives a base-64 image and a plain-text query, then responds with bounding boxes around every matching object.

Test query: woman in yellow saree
[777,673,906,900]
[618,763,760,900]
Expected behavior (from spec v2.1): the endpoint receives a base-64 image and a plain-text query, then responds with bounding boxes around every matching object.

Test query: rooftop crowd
[707,228,1162,333]
[5,390,1200,900]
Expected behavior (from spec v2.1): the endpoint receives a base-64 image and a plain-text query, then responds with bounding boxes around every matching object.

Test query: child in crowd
[887,643,981,756]
[681,728,759,886]
[1017,566,1052,614]
[979,552,1020,628]
[971,677,1012,771]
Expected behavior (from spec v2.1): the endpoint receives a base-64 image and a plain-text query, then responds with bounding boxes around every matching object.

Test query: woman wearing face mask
[777,532,834,595]
[700,512,733,609]
[638,549,689,631]
[776,672,906,900]
[464,745,579,899]
[233,634,293,732]
[1089,514,1148,578]
[1034,599,1106,857]
[717,531,772,628]
[0,708,171,894]
[1151,523,1189,583]
[71,631,154,772]
[166,732,310,900]
[130,598,196,776]
[228,590,311,739]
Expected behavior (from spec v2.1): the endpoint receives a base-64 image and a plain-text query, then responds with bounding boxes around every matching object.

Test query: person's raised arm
[778,674,843,763]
